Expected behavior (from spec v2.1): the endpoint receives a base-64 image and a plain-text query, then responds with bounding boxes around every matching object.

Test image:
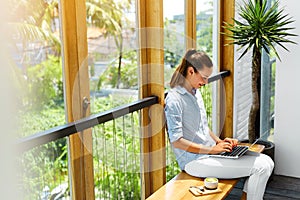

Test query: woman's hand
[210,142,233,154]
[223,138,238,147]
[210,138,238,154]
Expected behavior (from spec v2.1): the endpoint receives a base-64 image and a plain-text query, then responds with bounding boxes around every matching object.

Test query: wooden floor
[225,175,300,200]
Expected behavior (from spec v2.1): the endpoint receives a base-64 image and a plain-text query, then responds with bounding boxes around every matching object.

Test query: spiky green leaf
[223,0,297,60]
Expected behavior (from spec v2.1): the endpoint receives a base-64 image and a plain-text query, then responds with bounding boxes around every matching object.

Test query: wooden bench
[146,143,265,200]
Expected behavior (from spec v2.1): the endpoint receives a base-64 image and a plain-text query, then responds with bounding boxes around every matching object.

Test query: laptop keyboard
[219,145,249,158]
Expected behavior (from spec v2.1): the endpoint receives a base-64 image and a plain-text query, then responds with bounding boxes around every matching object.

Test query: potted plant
[223,0,297,144]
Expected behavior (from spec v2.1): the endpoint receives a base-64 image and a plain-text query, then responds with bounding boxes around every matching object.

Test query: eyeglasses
[197,70,209,82]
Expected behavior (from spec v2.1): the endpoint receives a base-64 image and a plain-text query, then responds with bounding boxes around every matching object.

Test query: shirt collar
[174,86,197,95]
[174,86,188,95]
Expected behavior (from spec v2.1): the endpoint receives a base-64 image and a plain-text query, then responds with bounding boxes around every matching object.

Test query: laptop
[209,137,261,159]
[209,145,251,159]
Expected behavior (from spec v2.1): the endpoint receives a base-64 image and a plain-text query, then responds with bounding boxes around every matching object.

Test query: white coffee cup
[204,177,218,190]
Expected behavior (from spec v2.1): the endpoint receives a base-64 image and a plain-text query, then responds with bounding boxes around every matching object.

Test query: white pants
[184,153,274,200]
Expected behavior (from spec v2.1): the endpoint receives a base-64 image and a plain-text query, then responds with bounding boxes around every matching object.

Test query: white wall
[274,0,300,178]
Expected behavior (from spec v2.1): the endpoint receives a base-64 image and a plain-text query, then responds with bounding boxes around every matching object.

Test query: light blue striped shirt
[165,86,215,170]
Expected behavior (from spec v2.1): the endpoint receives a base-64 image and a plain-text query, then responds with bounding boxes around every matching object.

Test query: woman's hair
[169,49,213,88]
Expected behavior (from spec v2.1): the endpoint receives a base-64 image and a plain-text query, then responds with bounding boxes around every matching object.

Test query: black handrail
[208,70,230,83]
[17,96,158,152]
[17,70,230,153]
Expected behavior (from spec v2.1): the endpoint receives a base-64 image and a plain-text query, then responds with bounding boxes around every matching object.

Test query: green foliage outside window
[19,107,67,200]
[197,11,213,56]
[22,56,63,111]
[97,50,138,89]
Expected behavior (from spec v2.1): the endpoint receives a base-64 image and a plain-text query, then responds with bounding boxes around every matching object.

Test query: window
[10,1,67,199]
[87,0,138,115]
[163,0,185,89]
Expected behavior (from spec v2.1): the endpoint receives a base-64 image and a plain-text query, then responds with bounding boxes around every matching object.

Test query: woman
[164,49,274,200]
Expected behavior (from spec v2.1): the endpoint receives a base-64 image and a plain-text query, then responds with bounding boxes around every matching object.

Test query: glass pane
[93,113,141,199]
[87,0,138,115]
[9,0,69,198]
[85,0,139,198]
[10,0,65,137]
[163,0,185,179]
[196,0,222,135]
[163,0,185,89]
[196,0,214,58]
[19,140,69,199]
